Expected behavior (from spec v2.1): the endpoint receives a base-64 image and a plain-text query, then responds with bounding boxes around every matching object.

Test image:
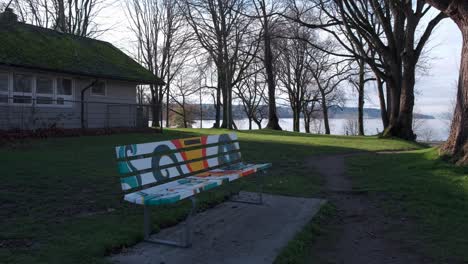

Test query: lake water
[192,118,450,141]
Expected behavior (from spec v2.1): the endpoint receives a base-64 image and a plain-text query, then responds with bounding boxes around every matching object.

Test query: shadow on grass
[0,129,424,264]
[348,149,468,262]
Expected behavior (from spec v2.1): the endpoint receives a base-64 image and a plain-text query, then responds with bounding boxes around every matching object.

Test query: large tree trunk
[262,9,282,130]
[293,108,300,132]
[425,0,468,165]
[398,60,417,140]
[442,22,468,165]
[376,76,389,129]
[321,99,330,135]
[303,112,311,133]
[383,76,403,138]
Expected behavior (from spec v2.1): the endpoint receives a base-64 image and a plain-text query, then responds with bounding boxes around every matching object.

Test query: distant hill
[193,104,435,120]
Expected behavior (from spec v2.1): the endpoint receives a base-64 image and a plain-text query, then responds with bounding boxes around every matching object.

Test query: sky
[94,2,463,117]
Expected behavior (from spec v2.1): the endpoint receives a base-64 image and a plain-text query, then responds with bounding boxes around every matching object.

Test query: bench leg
[230,170,266,205]
[143,197,197,248]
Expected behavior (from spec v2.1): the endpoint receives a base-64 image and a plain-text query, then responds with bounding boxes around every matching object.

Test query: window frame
[91,80,107,97]
[0,71,10,104]
[12,73,34,105]
[35,74,56,106]
[54,76,74,107]
[0,70,76,107]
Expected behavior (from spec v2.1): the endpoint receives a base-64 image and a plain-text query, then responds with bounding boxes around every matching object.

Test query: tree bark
[398,60,417,140]
[376,76,389,129]
[213,64,222,128]
[254,119,262,129]
[424,0,468,165]
[442,21,468,165]
[320,92,330,134]
[357,59,365,136]
[293,109,300,132]
[261,3,282,131]
[303,112,311,133]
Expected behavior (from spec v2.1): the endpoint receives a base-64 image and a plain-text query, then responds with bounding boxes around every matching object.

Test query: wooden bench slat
[120,156,243,191]
[123,163,272,205]
[115,133,238,160]
[116,143,241,175]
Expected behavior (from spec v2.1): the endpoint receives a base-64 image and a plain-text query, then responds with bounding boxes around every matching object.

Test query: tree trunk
[303,113,311,133]
[293,109,300,132]
[358,87,364,136]
[376,77,389,129]
[423,0,468,165]
[57,0,66,32]
[248,117,252,130]
[166,83,170,128]
[214,66,222,128]
[149,84,160,128]
[321,99,330,134]
[441,22,468,165]
[356,58,365,136]
[398,61,417,140]
[262,10,282,131]
[383,78,402,138]
[254,119,262,129]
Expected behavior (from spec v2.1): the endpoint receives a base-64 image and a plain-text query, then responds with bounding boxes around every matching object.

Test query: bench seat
[124,162,272,205]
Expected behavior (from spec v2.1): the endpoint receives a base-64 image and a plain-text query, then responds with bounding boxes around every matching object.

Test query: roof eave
[0,63,165,85]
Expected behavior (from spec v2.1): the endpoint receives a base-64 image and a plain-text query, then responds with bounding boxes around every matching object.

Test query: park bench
[114,133,271,247]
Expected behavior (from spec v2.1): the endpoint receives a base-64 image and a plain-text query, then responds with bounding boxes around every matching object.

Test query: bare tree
[424,0,468,165]
[127,0,192,127]
[276,21,314,132]
[248,0,283,130]
[169,67,199,128]
[182,0,257,129]
[323,0,446,140]
[234,61,267,130]
[348,56,375,136]
[307,43,351,134]
[10,0,107,37]
[302,86,320,133]
[284,0,446,141]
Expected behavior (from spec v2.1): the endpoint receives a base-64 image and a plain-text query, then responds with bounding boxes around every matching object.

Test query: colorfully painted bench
[114,133,271,247]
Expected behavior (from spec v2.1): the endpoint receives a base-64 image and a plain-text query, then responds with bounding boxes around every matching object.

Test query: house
[0,8,163,130]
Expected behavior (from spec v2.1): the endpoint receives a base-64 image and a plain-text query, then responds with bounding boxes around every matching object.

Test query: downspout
[81,80,98,129]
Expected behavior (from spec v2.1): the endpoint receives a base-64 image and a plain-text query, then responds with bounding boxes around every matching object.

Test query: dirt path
[306,153,432,264]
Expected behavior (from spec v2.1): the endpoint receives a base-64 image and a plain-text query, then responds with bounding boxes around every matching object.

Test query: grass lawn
[348,149,468,263]
[0,128,422,264]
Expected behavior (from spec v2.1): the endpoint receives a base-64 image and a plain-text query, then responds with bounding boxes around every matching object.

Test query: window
[57,78,73,105]
[91,81,106,96]
[36,76,54,105]
[13,74,33,104]
[0,72,9,103]
[0,72,74,107]
[57,78,72,95]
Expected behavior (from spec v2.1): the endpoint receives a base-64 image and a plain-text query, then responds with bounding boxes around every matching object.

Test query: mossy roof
[0,22,164,85]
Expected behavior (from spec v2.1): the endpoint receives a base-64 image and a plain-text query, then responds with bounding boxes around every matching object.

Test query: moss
[0,22,163,84]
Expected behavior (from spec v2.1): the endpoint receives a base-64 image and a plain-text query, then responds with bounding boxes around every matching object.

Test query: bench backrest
[115,133,241,192]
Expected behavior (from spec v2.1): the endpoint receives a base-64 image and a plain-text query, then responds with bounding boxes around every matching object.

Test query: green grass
[348,149,468,263]
[0,128,422,263]
[274,203,336,264]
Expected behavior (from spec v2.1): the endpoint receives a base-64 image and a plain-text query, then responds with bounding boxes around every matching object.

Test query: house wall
[0,66,139,130]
